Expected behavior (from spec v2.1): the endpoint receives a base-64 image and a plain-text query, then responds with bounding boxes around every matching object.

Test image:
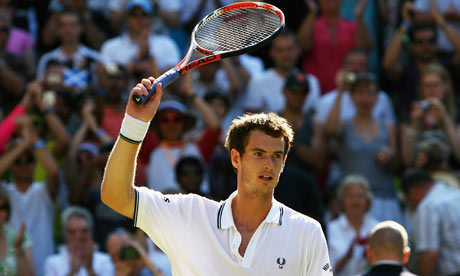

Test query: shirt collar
[374,260,402,266]
[217,191,284,230]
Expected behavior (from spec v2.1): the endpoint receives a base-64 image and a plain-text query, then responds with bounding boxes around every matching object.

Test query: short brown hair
[225,113,294,157]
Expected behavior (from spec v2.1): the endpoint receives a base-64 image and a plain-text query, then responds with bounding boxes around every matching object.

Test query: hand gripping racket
[132,2,285,104]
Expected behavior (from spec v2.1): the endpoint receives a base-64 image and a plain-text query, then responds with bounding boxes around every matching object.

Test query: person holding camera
[325,71,402,224]
[106,229,164,276]
[400,63,460,167]
[44,206,113,276]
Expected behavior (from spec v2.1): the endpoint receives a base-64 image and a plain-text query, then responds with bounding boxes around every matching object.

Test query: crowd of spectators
[1,0,460,275]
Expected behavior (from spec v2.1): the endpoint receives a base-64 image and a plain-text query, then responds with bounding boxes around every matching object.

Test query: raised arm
[181,74,221,130]
[101,78,163,218]
[297,0,317,53]
[429,0,460,66]
[382,2,414,81]
[354,0,372,51]
[324,71,347,138]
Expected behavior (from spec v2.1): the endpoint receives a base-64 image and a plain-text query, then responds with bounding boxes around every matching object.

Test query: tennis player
[101,77,332,275]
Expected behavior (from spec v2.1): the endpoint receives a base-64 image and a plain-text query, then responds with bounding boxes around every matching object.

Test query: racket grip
[132,68,180,105]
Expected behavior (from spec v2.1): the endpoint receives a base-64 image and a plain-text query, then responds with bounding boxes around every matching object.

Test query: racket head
[191,2,285,58]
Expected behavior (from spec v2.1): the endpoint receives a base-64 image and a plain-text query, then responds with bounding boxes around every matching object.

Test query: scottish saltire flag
[63,68,89,90]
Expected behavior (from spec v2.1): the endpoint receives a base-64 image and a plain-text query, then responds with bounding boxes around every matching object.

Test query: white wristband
[119,113,150,144]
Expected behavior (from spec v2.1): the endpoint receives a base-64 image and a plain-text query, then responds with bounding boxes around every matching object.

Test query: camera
[120,245,141,260]
[419,99,431,111]
[42,90,57,110]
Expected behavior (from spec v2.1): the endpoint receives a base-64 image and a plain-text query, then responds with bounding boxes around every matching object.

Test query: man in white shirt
[244,30,321,114]
[101,77,332,275]
[44,206,114,276]
[99,0,180,78]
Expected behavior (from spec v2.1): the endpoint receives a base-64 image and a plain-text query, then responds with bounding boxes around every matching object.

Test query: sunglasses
[413,37,436,45]
[128,11,149,18]
[14,156,35,165]
[157,113,185,124]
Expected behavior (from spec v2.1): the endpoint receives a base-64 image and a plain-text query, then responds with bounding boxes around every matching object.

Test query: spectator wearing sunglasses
[146,98,218,194]
[382,2,460,117]
[0,115,59,276]
[0,186,34,276]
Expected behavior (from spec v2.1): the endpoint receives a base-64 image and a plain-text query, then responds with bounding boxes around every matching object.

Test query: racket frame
[132,2,285,104]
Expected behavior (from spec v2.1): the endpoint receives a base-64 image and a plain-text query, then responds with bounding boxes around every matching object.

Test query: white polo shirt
[134,188,332,276]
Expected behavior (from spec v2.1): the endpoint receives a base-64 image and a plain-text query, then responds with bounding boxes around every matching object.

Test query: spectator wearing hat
[37,9,100,95]
[325,72,403,223]
[146,96,220,194]
[402,168,460,276]
[279,68,327,172]
[273,68,326,227]
[244,30,321,115]
[99,0,180,85]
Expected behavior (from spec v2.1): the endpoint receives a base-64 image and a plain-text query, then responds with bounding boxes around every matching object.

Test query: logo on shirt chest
[277,257,286,269]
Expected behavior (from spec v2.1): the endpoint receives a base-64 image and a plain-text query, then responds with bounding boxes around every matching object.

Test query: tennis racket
[132,2,285,104]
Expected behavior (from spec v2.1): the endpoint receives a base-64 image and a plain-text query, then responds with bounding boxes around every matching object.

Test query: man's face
[127,7,151,34]
[404,187,425,209]
[283,86,307,111]
[177,164,203,193]
[58,13,81,45]
[269,36,299,71]
[232,130,286,196]
[343,52,368,73]
[65,217,91,251]
[411,29,437,62]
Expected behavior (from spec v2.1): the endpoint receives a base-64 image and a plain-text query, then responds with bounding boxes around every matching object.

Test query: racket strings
[195,8,281,52]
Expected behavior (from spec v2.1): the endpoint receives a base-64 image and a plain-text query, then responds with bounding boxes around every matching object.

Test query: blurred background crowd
[1,0,460,275]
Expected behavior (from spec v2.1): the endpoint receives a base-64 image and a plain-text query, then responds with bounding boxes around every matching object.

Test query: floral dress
[0,225,32,276]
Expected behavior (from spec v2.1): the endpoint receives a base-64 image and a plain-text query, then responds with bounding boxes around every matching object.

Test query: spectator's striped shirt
[413,182,460,275]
